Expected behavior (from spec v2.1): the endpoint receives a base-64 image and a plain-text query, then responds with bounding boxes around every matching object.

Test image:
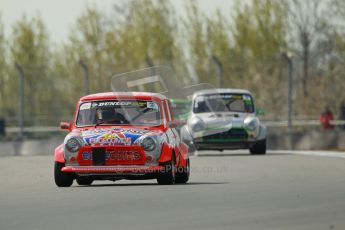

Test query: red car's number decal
[105,151,141,161]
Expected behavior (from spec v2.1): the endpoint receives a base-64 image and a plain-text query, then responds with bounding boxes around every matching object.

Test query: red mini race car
[54,92,190,187]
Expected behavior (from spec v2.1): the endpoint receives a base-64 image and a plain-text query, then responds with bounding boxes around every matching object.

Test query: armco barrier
[3,120,345,133]
[0,130,344,156]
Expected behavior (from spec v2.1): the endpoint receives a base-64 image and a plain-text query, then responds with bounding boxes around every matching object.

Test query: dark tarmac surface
[1,151,345,230]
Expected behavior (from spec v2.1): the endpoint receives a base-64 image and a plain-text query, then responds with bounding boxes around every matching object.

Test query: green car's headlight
[244,117,258,131]
[189,117,205,132]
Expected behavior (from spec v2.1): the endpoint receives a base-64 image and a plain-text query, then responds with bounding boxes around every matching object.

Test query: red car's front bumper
[62,165,164,173]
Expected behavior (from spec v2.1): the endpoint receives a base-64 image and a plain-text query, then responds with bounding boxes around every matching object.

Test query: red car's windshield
[76,100,161,127]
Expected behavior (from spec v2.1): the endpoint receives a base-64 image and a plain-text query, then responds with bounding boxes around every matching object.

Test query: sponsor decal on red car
[82,128,150,146]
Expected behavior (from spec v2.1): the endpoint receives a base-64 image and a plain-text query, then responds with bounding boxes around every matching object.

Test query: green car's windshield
[193,93,254,114]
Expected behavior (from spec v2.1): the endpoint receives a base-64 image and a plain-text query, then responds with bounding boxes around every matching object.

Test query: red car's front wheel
[76,177,93,186]
[157,159,176,185]
[54,162,74,187]
[175,158,190,184]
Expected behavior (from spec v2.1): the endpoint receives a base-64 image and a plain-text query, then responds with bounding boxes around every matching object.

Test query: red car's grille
[77,146,146,166]
[92,148,106,166]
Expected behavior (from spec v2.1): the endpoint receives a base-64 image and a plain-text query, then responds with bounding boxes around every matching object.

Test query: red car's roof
[80,92,167,102]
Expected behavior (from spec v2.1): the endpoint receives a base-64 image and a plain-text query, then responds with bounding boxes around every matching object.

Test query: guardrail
[263,120,345,127]
[3,120,345,133]
[6,126,60,133]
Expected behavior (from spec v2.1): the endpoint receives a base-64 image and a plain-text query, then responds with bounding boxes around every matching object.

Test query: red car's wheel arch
[54,144,65,163]
[158,143,174,163]
[158,143,188,167]
[178,142,189,167]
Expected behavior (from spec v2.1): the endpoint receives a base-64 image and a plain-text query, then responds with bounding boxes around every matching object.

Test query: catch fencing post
[211,55,224,88]
[14,63,24,140]
[282,52,295,149]
[79,60,90,95]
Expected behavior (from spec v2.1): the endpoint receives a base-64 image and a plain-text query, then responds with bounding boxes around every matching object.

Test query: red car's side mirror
[60,122,72,131]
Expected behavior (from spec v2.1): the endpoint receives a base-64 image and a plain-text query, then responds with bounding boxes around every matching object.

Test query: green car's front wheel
[250,139,267,155]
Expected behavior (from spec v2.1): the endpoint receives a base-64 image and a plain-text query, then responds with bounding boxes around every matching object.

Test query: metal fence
[3,120,345,134]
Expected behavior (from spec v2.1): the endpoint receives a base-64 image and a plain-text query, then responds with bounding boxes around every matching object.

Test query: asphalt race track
[1,151,345,230]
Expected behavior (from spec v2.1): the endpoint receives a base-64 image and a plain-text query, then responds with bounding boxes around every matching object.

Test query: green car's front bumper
[193,128,256,150]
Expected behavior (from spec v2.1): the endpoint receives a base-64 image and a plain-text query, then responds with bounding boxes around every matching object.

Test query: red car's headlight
[141,137,156,152]
[66,137,83,152]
